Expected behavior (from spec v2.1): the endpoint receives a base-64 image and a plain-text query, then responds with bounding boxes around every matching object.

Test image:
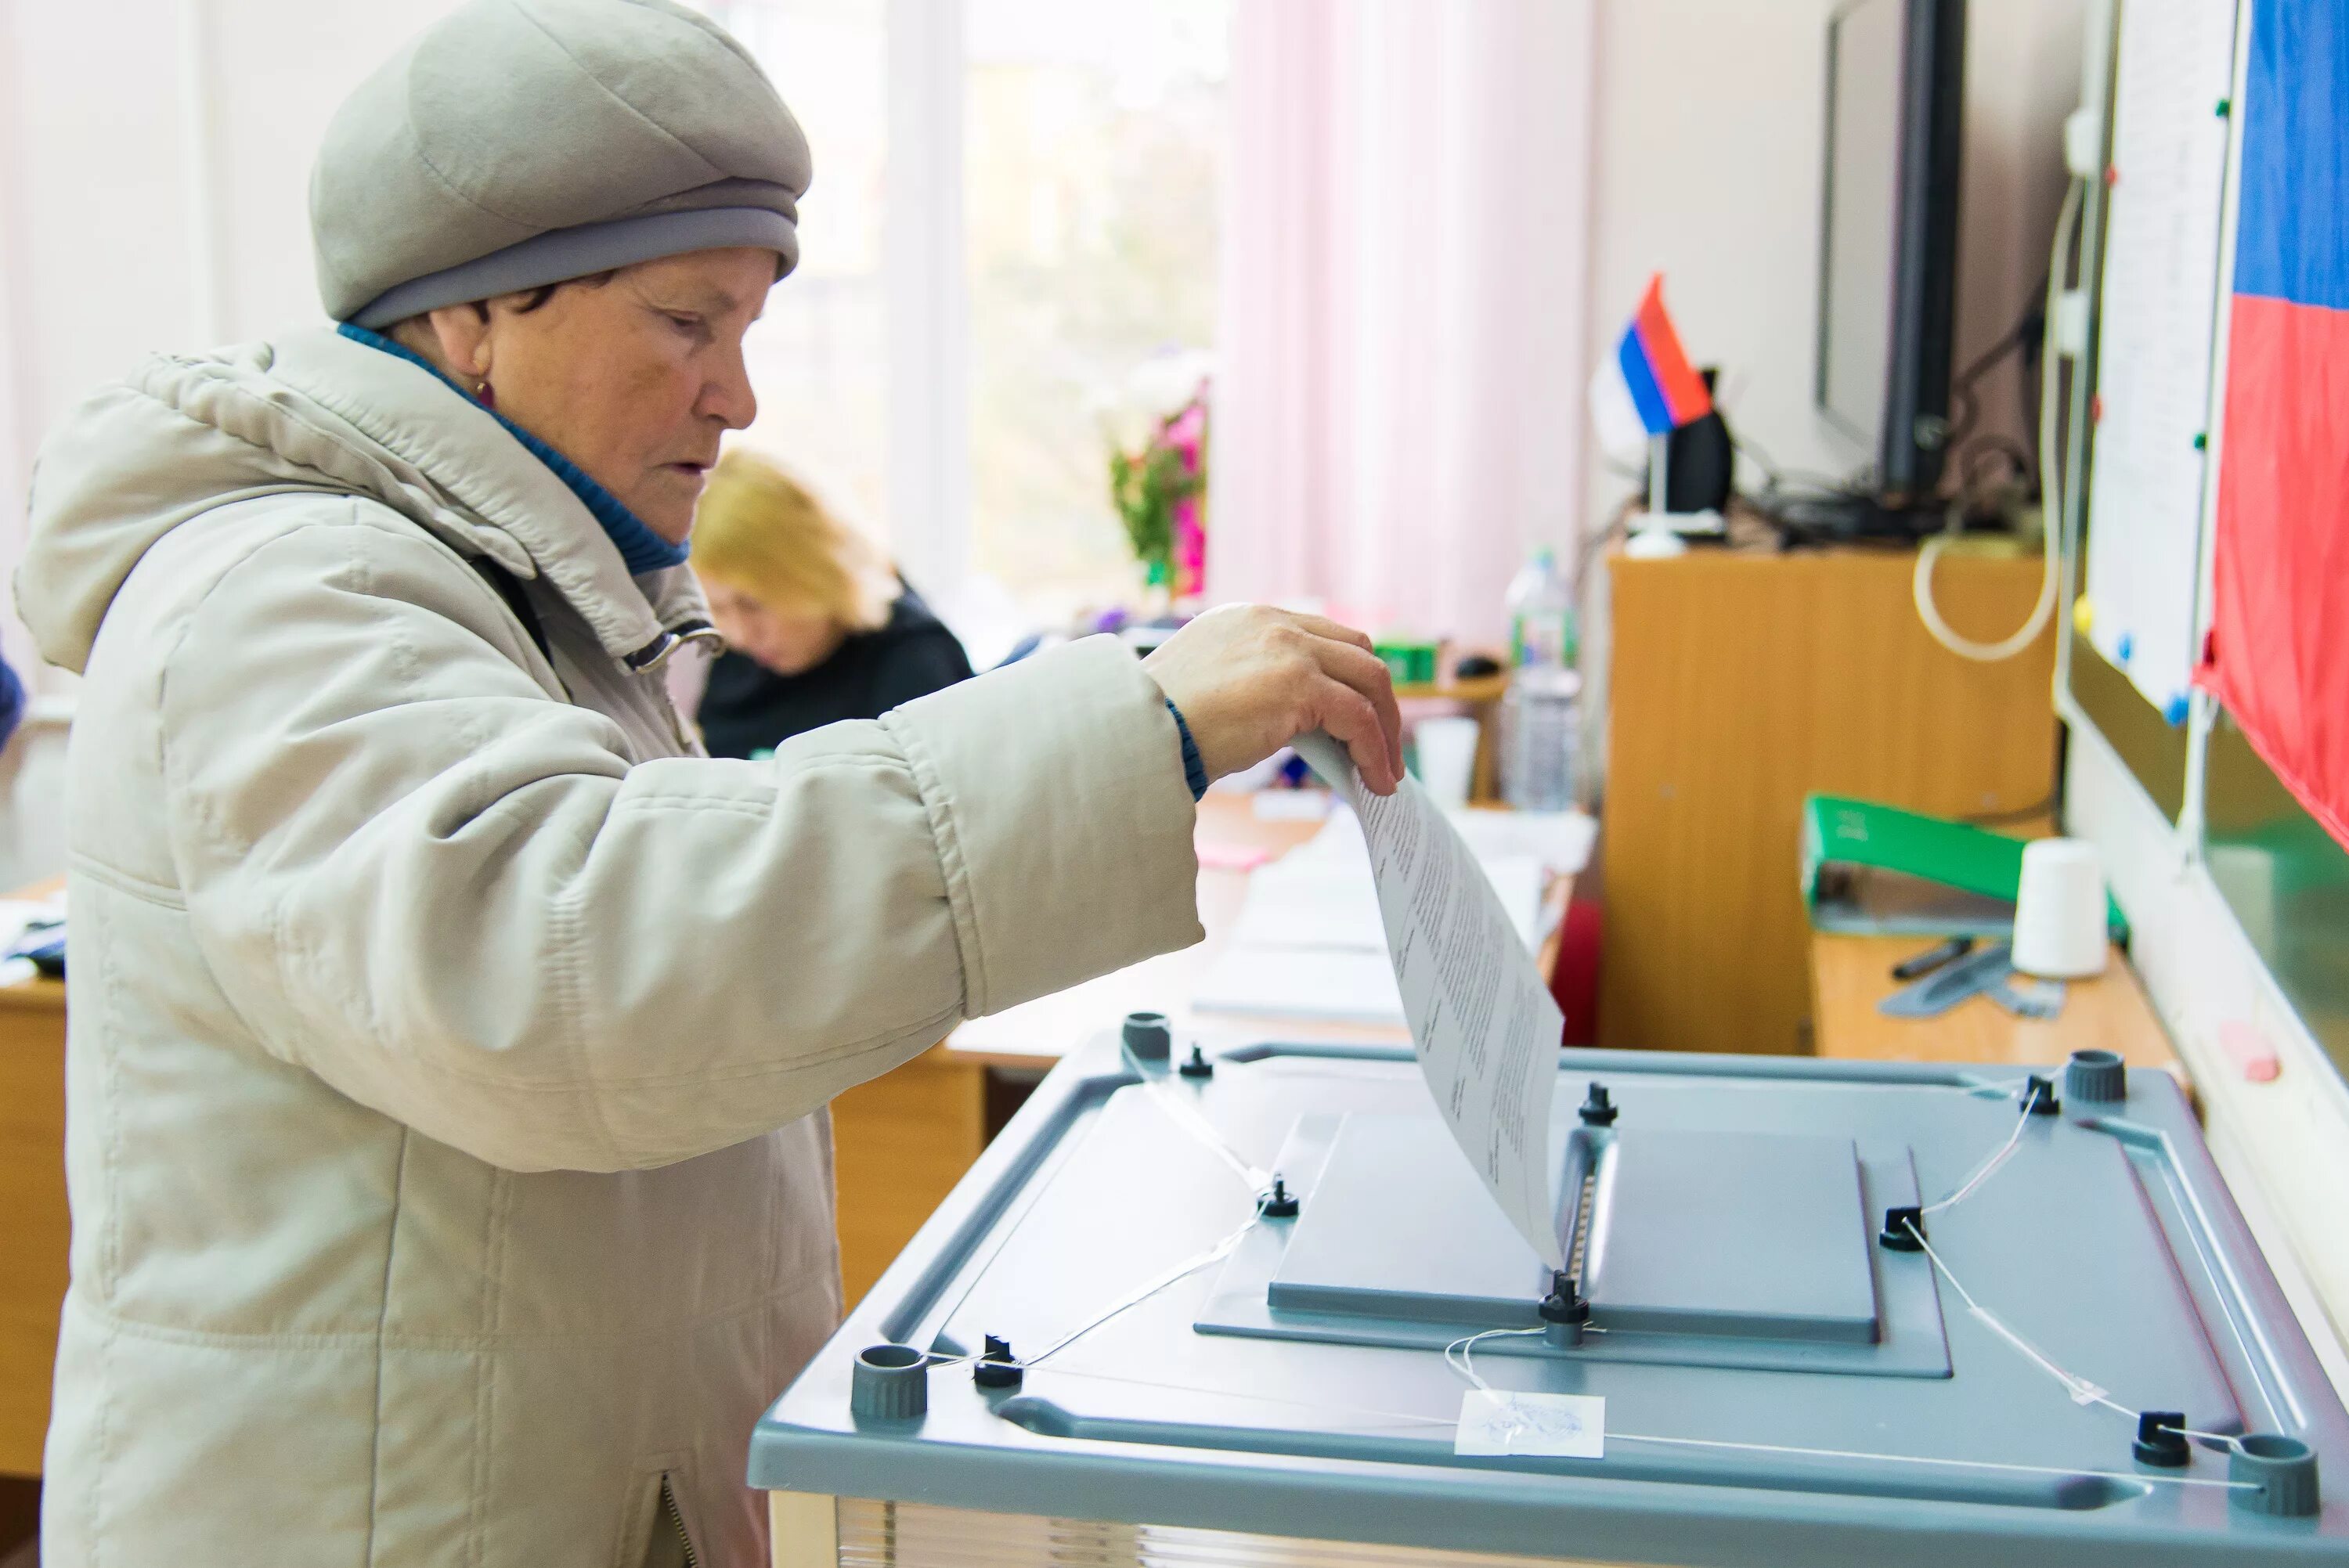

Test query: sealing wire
[1604,1432,2259,1492]
[1911,1094,2245,1447]
[1434,1324,2257,1493]
[1037,1364,2259,1493]
[956,1212,2257,1494]
[1921,1099,2034,1217]
[932,1212,1261,1373]
[1903,1219,2245,1453]
[1023,1216,1259,1368]
[1121,1044,1274,1192]
[991,1059,2255,1487]
[933,1050,1275,1377]
[1444,1328,1548,1392]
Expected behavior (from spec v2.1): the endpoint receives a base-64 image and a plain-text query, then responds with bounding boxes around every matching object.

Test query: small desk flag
[1589,274,1712,461]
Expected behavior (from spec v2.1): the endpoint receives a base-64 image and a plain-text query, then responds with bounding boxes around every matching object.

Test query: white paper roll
[1413,716,1481,810]
[2012,838,2108,979]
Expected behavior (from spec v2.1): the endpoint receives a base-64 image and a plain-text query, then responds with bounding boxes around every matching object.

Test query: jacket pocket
[619,1464,702,1568]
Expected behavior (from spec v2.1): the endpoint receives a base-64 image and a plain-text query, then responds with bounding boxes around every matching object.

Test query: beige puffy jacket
[16,327,1203,1566]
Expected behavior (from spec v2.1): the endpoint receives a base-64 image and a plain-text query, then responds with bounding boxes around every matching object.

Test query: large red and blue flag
[1589,275,1713,460]
[2206,0,2349,846]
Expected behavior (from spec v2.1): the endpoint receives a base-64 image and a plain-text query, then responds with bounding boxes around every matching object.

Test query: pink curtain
[1206,0,1596,650]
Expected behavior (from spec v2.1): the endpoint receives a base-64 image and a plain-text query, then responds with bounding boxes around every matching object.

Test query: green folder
[1800,795,2128,941]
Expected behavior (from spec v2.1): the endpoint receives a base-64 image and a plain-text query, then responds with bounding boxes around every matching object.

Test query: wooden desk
[0,885,67,1480]
[1808,930,2184,1078]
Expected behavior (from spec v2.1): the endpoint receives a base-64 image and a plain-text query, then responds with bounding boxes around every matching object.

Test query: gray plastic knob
[850,1343,929,1423]
[1122,1010,1172,1061]
[2229,1433,2320,1516]
[2066,1048,2126,1104]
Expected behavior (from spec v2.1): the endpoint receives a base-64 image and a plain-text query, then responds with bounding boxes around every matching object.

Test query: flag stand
[1647,431,1670,517]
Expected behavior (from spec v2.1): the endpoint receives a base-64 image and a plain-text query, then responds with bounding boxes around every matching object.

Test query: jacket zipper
[659,1475,700,1568]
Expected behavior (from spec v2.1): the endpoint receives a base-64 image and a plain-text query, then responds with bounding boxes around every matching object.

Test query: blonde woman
[689,450,972,759]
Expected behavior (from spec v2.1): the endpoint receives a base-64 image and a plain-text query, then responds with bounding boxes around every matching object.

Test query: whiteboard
[2080,0,2238,723]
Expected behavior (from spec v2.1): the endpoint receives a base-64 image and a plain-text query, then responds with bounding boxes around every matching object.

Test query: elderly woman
[13,2,1400,1565]
[687,451,974,759]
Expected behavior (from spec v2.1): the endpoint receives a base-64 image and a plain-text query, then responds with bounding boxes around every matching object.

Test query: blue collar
[335,322,689,576]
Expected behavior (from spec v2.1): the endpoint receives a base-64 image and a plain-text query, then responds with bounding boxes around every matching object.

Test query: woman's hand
[1142,605,1405,795]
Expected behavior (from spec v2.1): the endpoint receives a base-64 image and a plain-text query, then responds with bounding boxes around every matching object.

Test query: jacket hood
[16,326,706,675]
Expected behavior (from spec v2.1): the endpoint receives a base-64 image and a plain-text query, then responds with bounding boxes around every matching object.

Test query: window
[702,0,893,550]
[964,0,1230,622]
[709,0,1230,637]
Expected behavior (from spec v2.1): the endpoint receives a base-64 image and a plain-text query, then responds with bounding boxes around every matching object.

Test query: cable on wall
[1912,175,2083,661]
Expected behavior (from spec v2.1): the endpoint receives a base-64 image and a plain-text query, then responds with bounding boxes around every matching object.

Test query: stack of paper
[1193,798,1586,1028]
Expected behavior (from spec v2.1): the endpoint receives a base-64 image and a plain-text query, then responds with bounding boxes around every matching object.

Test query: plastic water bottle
[1502,668,1582,812]
[1502,550,1582,811]
[1506,549,1575,671]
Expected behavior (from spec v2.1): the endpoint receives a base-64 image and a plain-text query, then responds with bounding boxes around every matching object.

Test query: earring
[475,378,495,409]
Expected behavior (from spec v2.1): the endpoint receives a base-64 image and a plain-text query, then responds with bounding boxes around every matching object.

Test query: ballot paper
[1293,734,1566,1271]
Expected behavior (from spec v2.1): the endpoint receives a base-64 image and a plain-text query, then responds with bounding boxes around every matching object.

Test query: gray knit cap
[312,0,810,328]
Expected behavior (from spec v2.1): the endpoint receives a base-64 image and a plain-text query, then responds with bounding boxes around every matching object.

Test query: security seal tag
[1455,1390,1605,1458]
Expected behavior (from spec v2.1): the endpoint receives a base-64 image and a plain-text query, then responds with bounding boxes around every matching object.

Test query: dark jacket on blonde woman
[688,450,972,759]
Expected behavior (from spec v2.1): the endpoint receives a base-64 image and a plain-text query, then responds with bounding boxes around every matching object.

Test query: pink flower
[1164,400,1207,467]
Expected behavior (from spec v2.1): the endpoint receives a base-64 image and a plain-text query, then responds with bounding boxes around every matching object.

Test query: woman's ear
[423,302,495,382]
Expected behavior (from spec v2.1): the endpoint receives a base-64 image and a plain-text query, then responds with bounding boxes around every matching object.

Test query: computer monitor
[1816,0,1966,507]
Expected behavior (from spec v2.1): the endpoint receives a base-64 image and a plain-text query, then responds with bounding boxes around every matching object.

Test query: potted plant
[1105,352,1211,607]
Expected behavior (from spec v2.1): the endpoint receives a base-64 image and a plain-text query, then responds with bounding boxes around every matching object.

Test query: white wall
[0,0,461,669]
[0,0,459,885]
[1582,0,2087,525]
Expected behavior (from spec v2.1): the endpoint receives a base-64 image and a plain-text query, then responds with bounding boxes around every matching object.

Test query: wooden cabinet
[1599,548,2057,1056]
[0,975,65,1478]
[828,1049,986,1309]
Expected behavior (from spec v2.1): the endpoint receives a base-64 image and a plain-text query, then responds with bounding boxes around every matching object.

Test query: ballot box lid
[751,1037,2349,1566]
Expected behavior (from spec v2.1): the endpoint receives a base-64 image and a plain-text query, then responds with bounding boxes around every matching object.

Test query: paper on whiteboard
[2082,0,2236,719]
[1293,734,1566,1270]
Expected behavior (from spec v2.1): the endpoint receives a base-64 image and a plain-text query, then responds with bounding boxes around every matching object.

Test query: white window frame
[882,0,971,603]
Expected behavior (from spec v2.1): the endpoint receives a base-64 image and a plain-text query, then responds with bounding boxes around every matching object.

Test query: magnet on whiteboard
[2073,597,2095,636]
[2219,1020,2279,1083]
[2054,291,2091,358]
[2117,633,2134,665]
[2062,107,2101,178]
[2164,693,2189,726]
